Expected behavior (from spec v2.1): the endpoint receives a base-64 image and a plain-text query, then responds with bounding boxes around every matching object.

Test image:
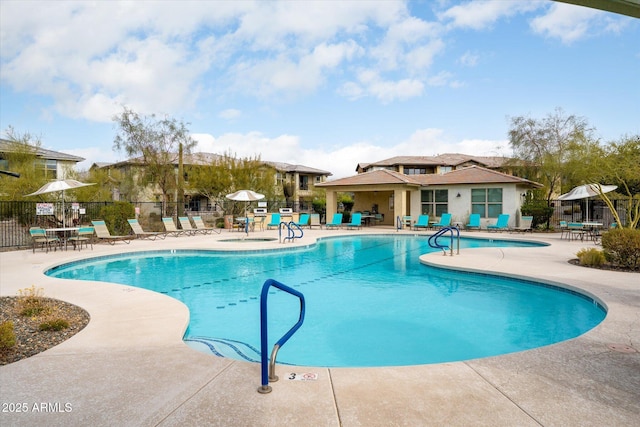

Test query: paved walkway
[1,228,638,426]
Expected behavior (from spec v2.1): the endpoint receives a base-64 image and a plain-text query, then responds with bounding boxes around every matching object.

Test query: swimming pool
[47,235,606,367]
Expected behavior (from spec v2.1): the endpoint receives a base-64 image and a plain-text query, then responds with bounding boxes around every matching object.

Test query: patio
[1,228,638,426]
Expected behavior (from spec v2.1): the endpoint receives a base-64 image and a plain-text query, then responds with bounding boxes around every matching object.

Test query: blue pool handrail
[396,215,402,231]
[258,279,306,394]
[278,221,303,243]
[428,225,460,256]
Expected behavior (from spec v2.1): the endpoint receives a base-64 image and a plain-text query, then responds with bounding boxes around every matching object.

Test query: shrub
[521,201,553,229]
[39,319,70,331]
[601,228,640,270]
[17,285,48,317]
[576,247,606,267]
[99,201,135,235]
[0,321,16,350]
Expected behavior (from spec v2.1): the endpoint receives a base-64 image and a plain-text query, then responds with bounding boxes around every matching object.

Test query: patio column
[325,190,337,224]
[393,189,407,223]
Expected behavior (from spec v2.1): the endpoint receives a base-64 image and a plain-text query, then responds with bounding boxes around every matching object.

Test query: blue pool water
[47,235,605,367]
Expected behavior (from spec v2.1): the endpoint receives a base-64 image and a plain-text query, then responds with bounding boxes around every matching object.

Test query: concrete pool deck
[1,228,638,426]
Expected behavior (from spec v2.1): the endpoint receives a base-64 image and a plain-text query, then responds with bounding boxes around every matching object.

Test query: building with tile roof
[317,159,542,229]
[0,138,85,180]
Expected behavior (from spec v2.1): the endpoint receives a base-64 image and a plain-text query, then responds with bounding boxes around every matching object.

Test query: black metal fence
[0,200,321,250]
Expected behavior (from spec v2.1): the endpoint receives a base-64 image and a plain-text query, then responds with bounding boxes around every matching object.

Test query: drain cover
[607,344,637,353]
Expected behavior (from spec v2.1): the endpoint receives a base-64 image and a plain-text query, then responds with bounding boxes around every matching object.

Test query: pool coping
[1,228,638,426]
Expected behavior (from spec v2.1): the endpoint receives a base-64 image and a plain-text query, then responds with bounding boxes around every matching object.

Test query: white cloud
[440,1,541,30]
[530,3,604,44]
[458,51,480,67]
[218,109,242,120]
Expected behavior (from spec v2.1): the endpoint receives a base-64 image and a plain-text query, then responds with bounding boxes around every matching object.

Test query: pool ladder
[258,279,306,394]
[279,221,303,243]
[428,225,460,256]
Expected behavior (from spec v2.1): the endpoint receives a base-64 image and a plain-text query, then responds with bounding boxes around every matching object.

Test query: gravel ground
[0,297,90,365]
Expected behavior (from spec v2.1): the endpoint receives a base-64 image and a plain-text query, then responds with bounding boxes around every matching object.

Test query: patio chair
[510,216,533,233]
[432,213,452,230]
[162,217,186,237]
[29,227,61,253]
[178,217,201,235]
[67,226,95,250]
[345,212,362,230]
[91,220,132,244]
[559,221,568,239]
[192,216,221,234]
[412,215,430,230]
[127,219,166,240]
[309,213,322,229]
[402,215,412,229]
[567,222,586,241]
[465,213,481,231]
[325,213,343,229]
[295,213,310,228]
[487,214,510,232]
[267,213,281,230]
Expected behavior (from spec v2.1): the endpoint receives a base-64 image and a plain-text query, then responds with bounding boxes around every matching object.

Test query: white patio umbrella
[557,184,617,222]
[26,179,95,228]
[225,190,265,234]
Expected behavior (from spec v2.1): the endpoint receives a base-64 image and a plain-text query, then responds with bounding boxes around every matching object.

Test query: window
[299,175,309,191]
[439,166,452,174]
[421,189,448,216]
[471,188,502,218]
[405,167,426,175]
[40,159,57,179]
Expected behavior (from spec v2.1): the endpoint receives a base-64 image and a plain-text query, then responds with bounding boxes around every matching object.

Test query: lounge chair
[178,217,201,235]
[432,213,452,229]
[309,213,322,229]
[192,216,221,234]
[412,215,430,230]
[345,212,362,230]
[267,213,281,229]
[67,226,95,250]
[295,213,310,228]
[325,213,343,229]
[162,217,186,237]
[487,214,510,232]
[465,213,481,231]
[91,220,132,244]
[510,216,533,233]
[29,227,61,253]
[402,215,412,229]
[127,219,166,240]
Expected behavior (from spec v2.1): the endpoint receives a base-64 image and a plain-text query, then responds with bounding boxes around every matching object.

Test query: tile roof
[0,139,85,162]
[316,169,421,187]
[361,153,512,169]
[318,165,542,188]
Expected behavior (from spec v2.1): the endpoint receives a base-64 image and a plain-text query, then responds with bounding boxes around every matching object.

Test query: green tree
[508,108,593,204]
[112,107,196,215]
[578,135,640,229]
[0,127,46,200]
[187,151,277,216]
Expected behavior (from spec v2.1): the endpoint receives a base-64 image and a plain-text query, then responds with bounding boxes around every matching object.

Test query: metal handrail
[257,279,306,394]
[396,215,402,231]
[428,225,460,256]
[279,221,303,243]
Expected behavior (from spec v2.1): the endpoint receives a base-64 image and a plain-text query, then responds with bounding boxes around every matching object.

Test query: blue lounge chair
[295,213,310,227]
[487,214,509,232]
[432,213,452,229]
[345,212,362,230]
[325,213,343,229]
[267,213,281,229]
[466,213,480,230]
[412,215,430,230]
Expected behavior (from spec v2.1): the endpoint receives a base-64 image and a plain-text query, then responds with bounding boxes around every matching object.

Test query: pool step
[185,336,261,363]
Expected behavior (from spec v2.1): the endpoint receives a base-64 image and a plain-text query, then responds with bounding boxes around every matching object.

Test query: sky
[1,1,638,179]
